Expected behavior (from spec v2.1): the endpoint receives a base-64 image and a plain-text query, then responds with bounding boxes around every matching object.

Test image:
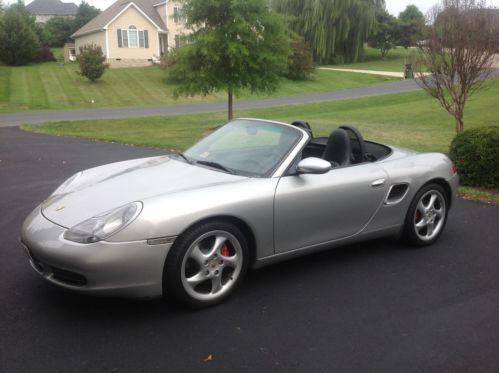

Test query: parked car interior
[291,121,392,167]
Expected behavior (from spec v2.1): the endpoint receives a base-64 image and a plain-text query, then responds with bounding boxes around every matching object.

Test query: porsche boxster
[21,118,458,307]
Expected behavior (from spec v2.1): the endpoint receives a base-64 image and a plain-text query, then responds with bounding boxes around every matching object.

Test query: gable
[107,4,161,32]
[72,1,166,38]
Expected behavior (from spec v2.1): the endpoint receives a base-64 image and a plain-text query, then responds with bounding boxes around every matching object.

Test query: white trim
[153,1,167,7]
[157,33,161,56]
[103,2,165,32]
[105,29,110,58]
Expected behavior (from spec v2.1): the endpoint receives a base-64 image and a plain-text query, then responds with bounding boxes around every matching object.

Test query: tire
[403,183,449,247]
[163,220,249,308]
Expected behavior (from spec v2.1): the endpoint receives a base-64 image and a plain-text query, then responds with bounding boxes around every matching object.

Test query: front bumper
[21,207,174,298]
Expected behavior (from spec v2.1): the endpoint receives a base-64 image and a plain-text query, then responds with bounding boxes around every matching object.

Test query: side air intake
[385,183,409,205]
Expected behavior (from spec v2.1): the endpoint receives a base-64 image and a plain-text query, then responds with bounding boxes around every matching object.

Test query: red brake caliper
[221,244,230,257]
[415,210,422,222]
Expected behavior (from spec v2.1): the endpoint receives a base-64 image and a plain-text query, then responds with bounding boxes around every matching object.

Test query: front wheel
[163,221,249,308]
[403,183,448,246]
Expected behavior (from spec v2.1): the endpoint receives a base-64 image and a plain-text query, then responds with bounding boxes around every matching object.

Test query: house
[26,0,78,24]
[71,0,190,68]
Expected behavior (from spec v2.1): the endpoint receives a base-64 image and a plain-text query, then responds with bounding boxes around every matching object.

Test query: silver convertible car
[22,118,458,307]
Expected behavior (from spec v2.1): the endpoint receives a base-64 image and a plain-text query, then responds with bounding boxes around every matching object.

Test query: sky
[9,0,499,17]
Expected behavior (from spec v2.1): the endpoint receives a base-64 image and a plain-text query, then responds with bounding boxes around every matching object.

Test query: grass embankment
[0,60,395,113]
[23,78,499,204]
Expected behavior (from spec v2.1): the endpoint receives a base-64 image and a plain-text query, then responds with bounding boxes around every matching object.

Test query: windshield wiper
[196,160,235,174]
[173,152,192,164]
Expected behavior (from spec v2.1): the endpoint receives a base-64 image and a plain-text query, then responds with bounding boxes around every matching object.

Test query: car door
[274,162,388,253]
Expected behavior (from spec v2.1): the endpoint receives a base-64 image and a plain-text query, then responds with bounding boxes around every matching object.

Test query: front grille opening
[386,184,409,205]
[51,267,87,286]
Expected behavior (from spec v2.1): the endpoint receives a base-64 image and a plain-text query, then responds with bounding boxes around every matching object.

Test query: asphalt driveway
[1,127,498,372]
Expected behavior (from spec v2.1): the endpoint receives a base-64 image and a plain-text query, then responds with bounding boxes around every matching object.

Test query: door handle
[371,178,385,188]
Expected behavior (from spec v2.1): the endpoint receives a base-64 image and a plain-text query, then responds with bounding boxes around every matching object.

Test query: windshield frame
[183,118,308,178]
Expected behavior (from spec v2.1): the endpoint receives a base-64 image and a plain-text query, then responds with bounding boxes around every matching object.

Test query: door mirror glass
[296,157,331,174]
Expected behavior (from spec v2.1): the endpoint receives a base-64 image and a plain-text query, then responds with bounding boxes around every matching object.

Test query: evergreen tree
[0,1,41,66]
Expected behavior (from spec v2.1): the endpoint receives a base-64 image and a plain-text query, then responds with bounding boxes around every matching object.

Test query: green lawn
[323,47,416,72]
[0,59,395,113]
[23,77,499,154]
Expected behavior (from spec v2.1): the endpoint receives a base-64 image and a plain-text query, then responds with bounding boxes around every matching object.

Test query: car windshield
[184,119,302,177]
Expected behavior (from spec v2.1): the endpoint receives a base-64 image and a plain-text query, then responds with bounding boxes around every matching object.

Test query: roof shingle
[72,0,167,38]
[26,0,78,16]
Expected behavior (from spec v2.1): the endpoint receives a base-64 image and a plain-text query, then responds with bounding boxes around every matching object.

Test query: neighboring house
[71,0,190,68]
[26,0,78,24]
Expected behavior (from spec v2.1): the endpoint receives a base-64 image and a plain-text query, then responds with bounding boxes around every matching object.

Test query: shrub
[76,43,109,82]
[159,52,176,70]
[32,46,56,63]
[449,126,499,188]
[286,39,314,80]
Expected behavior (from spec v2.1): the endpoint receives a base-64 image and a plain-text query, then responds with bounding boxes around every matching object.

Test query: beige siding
[107,6,160,61]
[75,31,107,56]
[156,3,167,29]
[167,1,190,49]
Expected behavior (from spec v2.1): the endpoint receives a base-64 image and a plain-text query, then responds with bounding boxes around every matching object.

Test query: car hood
[42,156,246,228]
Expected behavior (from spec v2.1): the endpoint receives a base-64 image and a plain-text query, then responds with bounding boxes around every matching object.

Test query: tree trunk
[228,88,233,121]
[455,106,464,133]
[455,117,464,133]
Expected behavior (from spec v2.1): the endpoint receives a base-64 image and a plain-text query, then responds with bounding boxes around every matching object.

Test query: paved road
[0,79,421,127]
[1,128,499,372]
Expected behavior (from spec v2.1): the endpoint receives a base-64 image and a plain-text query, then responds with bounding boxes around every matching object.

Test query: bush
[287,39,314,80]
[76,43,109,82]
[159,52,176,70]
[32,46,56,63]
[449,126,499,188]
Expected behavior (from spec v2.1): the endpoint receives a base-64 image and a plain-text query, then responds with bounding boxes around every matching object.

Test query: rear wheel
[163,221,249,308]
[403,183,448,246]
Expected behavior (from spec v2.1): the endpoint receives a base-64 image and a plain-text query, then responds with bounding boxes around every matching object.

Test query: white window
[128,25,138,48]
[118,26,149,48]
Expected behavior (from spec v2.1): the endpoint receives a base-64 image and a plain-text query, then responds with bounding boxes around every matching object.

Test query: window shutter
[144,30,149,48]
[122,30,128,48]
[138,31,144,48]
[117,29,122,48]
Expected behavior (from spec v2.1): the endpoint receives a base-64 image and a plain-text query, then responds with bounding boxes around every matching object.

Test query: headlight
[63,202,142,244]
[51,171,83,196]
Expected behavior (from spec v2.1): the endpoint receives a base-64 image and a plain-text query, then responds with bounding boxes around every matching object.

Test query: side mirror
[296,157,331,174]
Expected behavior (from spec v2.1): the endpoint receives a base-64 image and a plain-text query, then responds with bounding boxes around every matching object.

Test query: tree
[397,5,425,48]
[368,9,398,59]
[272,0,384,63]
[415,0,498,133]
[0,1,41,66]
[287,38,315,80]
[44,16,75,47]
[168,0,291,120]
[77,43,109,82]
[73,1,100,30]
